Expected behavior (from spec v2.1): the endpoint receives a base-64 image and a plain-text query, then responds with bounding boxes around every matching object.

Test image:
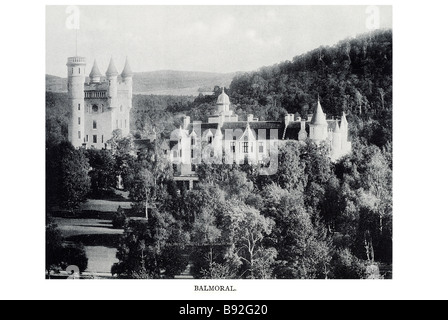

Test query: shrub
[112,206,128,229]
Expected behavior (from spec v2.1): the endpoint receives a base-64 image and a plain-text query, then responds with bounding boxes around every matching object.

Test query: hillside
[46,70,235,96]
[229,29,392,147]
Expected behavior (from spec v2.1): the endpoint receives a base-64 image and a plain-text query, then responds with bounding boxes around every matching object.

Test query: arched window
[92,105,98,113]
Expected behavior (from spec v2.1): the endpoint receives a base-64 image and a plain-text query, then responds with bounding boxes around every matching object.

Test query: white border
[1,0,448,300]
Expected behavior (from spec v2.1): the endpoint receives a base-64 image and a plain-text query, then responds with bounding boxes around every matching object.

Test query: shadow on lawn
[65,233,122,248]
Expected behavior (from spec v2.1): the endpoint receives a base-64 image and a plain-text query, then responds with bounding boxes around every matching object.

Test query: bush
[331,248,365,279]
[112,206,128,229]
[61,243,88,273]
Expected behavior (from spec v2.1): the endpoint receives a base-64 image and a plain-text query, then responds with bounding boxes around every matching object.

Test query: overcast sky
[46,5,392,77]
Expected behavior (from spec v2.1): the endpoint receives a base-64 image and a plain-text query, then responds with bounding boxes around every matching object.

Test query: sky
[46,5,392,77]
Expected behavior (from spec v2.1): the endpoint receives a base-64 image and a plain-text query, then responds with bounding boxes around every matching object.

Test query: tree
[123,142,173,219]
[261,184,332,279]
[46,141,91,211]
[46,218,64,277]
[86,148,116,197]
[222,203,277,279]
[46,217,89,276]
[112,211,189,279]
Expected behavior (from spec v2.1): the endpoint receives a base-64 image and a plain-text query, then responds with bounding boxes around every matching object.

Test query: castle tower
[340,111,349,153]
[309,98,328,142]
[216,87,230,114]
[89,59,102,83]
[67,56,87,148]
[121,57,133,135]
[106,57,118,107]
[331,121,342,159]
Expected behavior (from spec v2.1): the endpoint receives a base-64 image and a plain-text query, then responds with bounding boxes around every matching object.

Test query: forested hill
[229,29,392,145]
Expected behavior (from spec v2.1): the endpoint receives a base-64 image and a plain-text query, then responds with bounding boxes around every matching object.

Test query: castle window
[191,149,194,159]
[78,131,81,139]
[192,164,196,172]
[120,105,123,112]
[191,137,195,146]
[173,151,178,158]
[78,103,80,111]
[243,142,249,153]
[86,135,89,142]
[208,136,213,144]
[78,67,81,74]
[230,142,236,153]
[92,105,98,113]
[180,149,182,157]
[93,135,97,144]
[102,135,104,143]
[71,68,74,74]
[259,142,264,153]
[93,120,97,129]
[78,117,81,125]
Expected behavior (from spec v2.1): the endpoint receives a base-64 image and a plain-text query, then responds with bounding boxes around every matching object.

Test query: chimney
[247,114,254,122]
[183,116,190,129]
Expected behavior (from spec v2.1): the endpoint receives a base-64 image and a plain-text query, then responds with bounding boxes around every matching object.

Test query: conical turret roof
[106,57,119,76]
[311,99,327,125]
[340,111,348,131]
[121,57,133,78]
[89,59,102,78]
[334,121,340,133]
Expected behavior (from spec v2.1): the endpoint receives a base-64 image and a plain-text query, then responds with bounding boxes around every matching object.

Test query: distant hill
[45,70,236,96]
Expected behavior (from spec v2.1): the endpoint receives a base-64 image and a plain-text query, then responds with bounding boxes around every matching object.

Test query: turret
[331,121,342,159]
[309,98,328,142]
[106,57,118,105]
[121,57,133,101]
[89,59,102,83]
[216,87,231,114]
[67,56,86,148]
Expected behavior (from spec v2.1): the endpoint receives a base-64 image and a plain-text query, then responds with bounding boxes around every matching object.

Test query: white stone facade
[67,56,133,149]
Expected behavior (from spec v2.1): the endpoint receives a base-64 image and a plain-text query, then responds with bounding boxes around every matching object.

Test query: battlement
[67,56,86,65]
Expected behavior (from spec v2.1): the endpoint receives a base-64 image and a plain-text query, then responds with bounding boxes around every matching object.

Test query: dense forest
[46,29,392,279]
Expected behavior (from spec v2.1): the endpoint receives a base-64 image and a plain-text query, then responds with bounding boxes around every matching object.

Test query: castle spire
[311,98,327,125]
[121,57,133,78]
[106,57,119,77]
[89,59,102,83]
[340,111,348,131]
[334,120,340,133]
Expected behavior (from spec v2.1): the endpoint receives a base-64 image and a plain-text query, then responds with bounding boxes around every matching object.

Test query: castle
[66,56,133,149]
[169,89,352,189]
[66,56,351,190]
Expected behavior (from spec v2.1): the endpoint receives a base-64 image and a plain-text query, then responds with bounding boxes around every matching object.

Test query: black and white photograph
[3,0,448,303]
[44,5,393,281]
